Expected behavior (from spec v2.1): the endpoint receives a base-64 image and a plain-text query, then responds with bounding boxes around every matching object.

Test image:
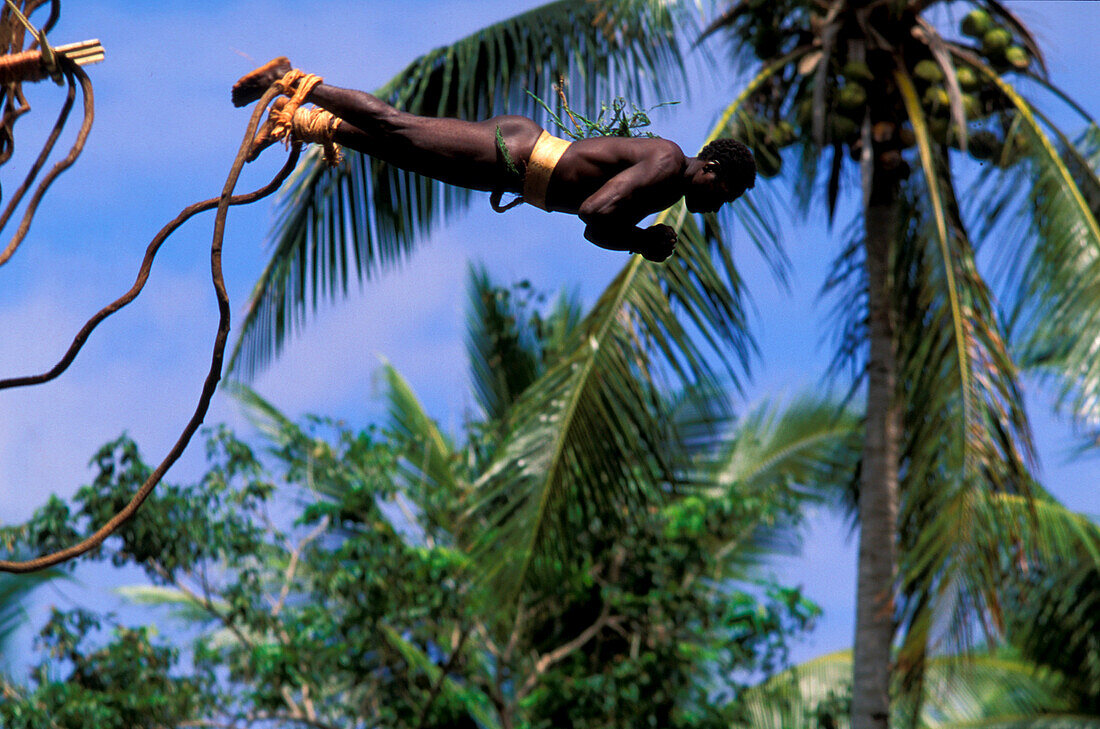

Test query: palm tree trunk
[852,181,901,729]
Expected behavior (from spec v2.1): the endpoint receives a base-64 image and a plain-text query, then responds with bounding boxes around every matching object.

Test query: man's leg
[310,85,540,193]
[233,59,540,193]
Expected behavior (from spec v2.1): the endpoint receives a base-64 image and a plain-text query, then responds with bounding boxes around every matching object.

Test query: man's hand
[634,223,677,262]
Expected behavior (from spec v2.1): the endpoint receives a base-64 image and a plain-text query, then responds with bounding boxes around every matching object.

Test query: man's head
[685,138,756,213]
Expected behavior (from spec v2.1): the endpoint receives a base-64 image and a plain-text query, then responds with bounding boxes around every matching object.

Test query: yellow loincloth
[522,130,571,211]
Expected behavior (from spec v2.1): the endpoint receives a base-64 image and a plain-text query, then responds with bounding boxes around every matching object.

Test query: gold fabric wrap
[522,130,571,211]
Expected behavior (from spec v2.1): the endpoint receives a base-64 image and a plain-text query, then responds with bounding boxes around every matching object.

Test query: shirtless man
[233,58,755,262]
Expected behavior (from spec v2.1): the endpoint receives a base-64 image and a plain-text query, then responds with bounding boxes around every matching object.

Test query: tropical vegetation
[0,271,855,728]
[223,2,1100,727]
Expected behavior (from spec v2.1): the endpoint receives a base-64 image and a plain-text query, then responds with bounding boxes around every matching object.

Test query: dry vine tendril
[0,81,301,572]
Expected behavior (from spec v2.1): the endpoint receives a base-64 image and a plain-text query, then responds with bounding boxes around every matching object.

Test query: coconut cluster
[729,2,1031,180]
[962,8,1030,72]
[736,114,794,179]
[946,8,1031,165]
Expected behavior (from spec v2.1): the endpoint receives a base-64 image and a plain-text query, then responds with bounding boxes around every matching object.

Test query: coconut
[837,83,867,111]
[872,121,896,143]
[927,117,950,143]
[914,59,944,83]
[842,60,874,82]
[923,85,950,109]
[831,116,860,141]
[771,120,796,146]
[879,149,902,171]
[968,129,1000,160]
[955,66,980,91]
[982,28,1012,55]
[961,9,993,38]
[796,98,814,127]
[961,94,983,119]
[1005,45,1029,70]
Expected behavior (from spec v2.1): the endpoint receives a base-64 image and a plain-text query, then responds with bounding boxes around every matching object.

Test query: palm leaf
[952,51,1100,428]
[705,394,859,502]
[734,649,1096,729]
[895,68,973,452]
[379,623,502,729]
[698,395,860,572]
[731,650,854,729]
[821,173,1036,710]
[114,584,227,625]
[465,265,545,425]
[889,192,1034,707]
[0,570,61,658]
[382,363,465,534]
[229,0,700,378]
[464,195,755,606]
[902,489,1100,701]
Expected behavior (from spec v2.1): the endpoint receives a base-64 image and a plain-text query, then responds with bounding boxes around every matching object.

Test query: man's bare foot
[232,56,292,107]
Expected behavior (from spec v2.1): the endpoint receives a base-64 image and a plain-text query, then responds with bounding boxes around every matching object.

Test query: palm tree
[182,268,860,727]
[735,491,1100,729]
[231,2,1100,726]
[374,267,863,726]
[696,4,1100,727]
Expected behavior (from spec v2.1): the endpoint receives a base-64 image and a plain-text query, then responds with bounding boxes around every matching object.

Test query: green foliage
[0,272,853,729]
[730,649,1100,729]
[525,87,678,140]
[0,608,206,729]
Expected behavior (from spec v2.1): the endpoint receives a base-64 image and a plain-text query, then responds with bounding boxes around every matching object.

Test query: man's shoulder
[632,136,685,173]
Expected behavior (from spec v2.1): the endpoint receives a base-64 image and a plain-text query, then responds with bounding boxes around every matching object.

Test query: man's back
[548,136,687,215]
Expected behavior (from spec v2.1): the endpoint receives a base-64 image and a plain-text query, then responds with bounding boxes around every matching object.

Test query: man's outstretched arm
[577,153,681,262]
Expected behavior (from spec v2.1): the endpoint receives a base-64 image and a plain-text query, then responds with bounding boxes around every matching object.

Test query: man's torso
[539,135,686,218]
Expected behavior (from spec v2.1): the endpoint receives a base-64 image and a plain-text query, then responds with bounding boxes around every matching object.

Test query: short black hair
[698,138,756,195]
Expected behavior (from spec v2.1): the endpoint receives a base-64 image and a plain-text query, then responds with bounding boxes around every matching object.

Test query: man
[233,58,755,262]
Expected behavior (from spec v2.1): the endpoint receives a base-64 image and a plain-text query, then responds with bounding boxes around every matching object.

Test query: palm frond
[896,68,974,450]
[735,649,1096,729]
[816,152,1037,705]
[0,570,61,657]
[696,394,860,570]
[381,363,465,533]
[227,381,297,445]
[953,52,1100,428]
[379,623,502,729]
[707,45,815,277]
[888,185,1035,705]
[732,650,854,729]
[913,652,1081,728]
[114,584,226,625]
[991,493,1100,709]
[465,265,544,425]
[706,394,859,500]
[902,489,1100,706]
[229,0,700,378]
[464,194,755,607]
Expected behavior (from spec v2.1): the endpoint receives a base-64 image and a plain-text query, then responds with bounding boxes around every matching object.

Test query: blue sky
[0,0,1096,671]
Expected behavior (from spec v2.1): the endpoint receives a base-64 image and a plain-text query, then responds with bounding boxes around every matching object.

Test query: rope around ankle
[267,70,341,166]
